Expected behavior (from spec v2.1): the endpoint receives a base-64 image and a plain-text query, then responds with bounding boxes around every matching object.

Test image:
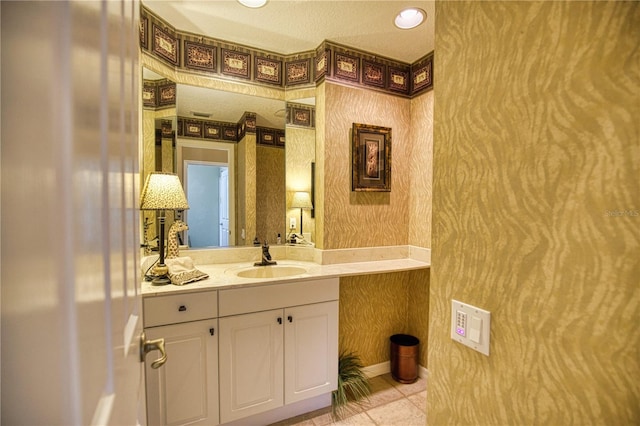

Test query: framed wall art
[352,123,392,192]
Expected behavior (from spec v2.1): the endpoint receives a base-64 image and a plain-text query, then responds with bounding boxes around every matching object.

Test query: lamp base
[151,263,171,285]
[151,275,171,286]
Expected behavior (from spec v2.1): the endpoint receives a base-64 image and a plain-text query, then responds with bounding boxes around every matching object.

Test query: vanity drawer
[219,278,339,317]
[144,291,218,327]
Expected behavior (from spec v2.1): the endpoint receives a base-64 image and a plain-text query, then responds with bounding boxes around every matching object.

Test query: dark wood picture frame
[352,123,391,192]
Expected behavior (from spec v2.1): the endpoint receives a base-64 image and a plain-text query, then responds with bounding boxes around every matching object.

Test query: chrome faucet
[254,241,277,266]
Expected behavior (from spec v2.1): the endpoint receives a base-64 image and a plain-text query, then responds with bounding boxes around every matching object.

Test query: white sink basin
[235,265,307,279]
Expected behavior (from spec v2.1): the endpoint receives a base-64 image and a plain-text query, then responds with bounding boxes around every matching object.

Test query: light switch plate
[451,299,491,356]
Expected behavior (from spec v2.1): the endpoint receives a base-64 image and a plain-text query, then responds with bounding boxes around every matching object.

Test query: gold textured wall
[322,82,412,249]
[141,108,176,244]
[409,91,433,248]
[315,83,327,249]
[286,125,316,241]
[236,133,256,245]
[429,2,640,424]
[256,146,285,243]
[339,269,430,367]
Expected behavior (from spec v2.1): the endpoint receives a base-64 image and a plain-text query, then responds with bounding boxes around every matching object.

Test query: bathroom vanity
[141,252,429,426]
[142,271,340,425]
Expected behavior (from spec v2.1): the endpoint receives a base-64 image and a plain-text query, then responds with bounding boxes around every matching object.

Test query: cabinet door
[145,320,219,426]
[284,301,339,404]
[219,309,284,423]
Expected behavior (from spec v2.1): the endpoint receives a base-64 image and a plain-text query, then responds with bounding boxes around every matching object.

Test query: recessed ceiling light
[394,8,425,30]
[238,0,268,8]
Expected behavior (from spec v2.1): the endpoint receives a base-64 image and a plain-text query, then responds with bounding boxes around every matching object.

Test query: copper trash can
[390,334,419,384]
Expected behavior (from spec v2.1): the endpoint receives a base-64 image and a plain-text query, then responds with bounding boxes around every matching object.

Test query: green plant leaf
[332,351,372,420]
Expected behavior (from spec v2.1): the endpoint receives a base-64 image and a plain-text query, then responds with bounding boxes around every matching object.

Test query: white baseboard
[362,361,391,378]
[363,361,429,380]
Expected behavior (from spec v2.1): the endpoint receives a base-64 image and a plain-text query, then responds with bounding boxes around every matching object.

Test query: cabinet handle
[178,305,187,312]
[139,331,167,369]
[288,315,293,323]
[210,328,215,336]
[277,317,282,324]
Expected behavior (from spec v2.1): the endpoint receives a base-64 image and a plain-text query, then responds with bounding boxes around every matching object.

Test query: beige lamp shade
[291,191,313,209]
[140,172,189,210]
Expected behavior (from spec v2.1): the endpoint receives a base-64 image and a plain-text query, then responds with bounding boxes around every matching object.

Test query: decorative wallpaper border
[221,48,251,79]
[286,102,316,129]
[142,78,176,109]
[152,24,179,66]
[140,16,148,50]
[141,7,433,98]
[286,58,312,86]
[255,56,282,85]
[411,52,434,95]
[184,40,216,72]
[177,115,284,147]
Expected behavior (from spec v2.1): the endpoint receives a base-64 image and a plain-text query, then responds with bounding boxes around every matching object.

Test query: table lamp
[140,172,189,285]
[291,191,313,241]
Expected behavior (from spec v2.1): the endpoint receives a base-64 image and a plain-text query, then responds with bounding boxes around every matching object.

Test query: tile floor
[270,374,427,426]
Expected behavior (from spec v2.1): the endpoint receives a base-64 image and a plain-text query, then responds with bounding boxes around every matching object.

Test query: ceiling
[141,0,434,64]
[143,1,434,129]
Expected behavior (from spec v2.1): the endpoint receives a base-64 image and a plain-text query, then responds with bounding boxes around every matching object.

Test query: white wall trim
[362,361,390,378]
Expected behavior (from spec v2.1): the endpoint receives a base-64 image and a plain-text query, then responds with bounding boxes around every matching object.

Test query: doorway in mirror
[184,161,230,247]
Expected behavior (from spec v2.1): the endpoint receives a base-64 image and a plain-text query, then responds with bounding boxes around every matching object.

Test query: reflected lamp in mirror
[140,172,189,285]
[291,191,313,241]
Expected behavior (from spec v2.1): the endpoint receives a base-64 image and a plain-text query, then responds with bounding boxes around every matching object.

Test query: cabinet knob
[288,315,293,323]
[210,328,215,336]
[178,305,187,312]
[277,317,282,324]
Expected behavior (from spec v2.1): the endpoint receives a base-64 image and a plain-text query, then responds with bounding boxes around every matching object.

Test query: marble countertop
[141,257,430,297]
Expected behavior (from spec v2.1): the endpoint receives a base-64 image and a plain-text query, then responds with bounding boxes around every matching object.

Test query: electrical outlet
[289,217,296,229]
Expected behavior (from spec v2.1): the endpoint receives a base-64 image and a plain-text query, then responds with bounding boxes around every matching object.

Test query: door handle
[139,331,167,369]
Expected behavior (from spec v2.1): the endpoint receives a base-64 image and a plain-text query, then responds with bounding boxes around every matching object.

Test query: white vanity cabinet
[143,291,219,426]
[218,278,339,424]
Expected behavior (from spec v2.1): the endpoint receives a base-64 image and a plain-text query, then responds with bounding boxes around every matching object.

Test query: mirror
[142,67,315,249]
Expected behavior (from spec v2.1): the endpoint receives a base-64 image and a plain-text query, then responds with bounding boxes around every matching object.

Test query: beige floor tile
[365,398,426,426]
[311,412,334,426]
[333,412,376,426]
[361,376,403,409]
[407,390,427,413]
[279,373,428,426]
[270,407,330,426]
[290,419,316,426]
[381,373,427,397]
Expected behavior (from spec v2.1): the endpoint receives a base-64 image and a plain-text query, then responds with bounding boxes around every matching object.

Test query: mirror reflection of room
[142,69,310,249]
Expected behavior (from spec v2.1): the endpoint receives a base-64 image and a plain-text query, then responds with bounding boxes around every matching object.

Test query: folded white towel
[165,256,209,286]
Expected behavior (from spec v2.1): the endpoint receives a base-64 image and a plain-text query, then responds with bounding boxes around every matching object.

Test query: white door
[185,162,221,247]
[284,301,339,404]
[219,310,284,423]
[145,320,219,426]
[219,167,230,246]
[0,1,143,424]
